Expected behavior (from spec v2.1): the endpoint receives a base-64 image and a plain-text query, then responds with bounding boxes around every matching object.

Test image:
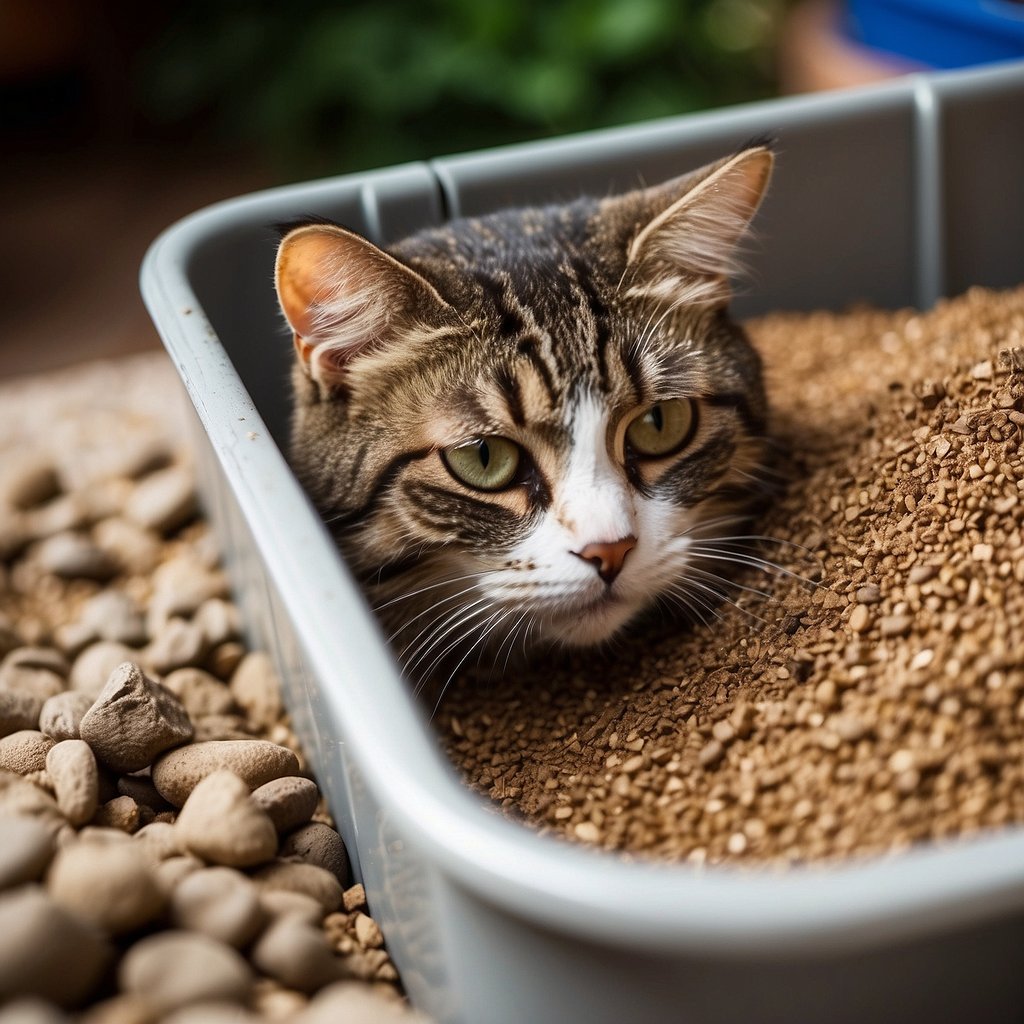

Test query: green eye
[625,398,696,457]
[442,437,521,491]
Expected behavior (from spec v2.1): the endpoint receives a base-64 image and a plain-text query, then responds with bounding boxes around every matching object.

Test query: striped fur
[278,146,775,676]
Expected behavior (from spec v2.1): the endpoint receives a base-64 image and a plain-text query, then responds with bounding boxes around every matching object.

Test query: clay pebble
[159,1003,262,1024]
[253,861,345,915]
[0,456,60,511]
[0,771,65,831]
[118,931,253,1014]
[194,598,241,649]
[205,641,246,681]
[124,466,197,535]
[295,983,429,1024]
[46,740,99,826]
[162,667,237,719]
[0,514,28,563]
[352,912,384,949]
[0,690,42,737]
[92,795,144,833]
[77,994,153,1024]
[170,866,266,948]
[230,652,283,730]
[259,889,325,927]
[0,997,72,1024]
[281,822,350,885]
[0,885,111,1007]
[47,838,165,935]
[0,816,57,889]
[152,739,300,807]
[154,855,205,897]
[78,590,148,647]
[0,650,66,703]
[342,883,367,913]
[2,646,69,679]
[191,714,256,743]
[176,770,278,868]
[92,517,162,576]
[117,772,173,814]
[73,825,132,847]
[0,620,21,662]
[52,621,97,660]
[250,916,347,993]
[145,618,208,676]
[26,494,89,543]
[132,820,181,862]
[251,775,319,833]
[69,642,138,700]
[149,556,229,627]
[82,431,171,484]
[0,730,55,775]
[80,662,193,773]
[36,532,117,582]
[38,691,93,741]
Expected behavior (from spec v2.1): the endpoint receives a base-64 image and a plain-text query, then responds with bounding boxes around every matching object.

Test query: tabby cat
[276,145,774,679]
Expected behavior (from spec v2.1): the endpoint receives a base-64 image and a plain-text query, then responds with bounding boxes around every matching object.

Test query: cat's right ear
[276,224,450,397]
[615,145,774,310]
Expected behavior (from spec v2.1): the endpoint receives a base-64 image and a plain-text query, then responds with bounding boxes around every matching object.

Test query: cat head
[276,146,773,667]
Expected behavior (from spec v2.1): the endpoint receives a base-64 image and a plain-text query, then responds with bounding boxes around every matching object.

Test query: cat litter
[0,359,423,1022]
[439,284,1024,865]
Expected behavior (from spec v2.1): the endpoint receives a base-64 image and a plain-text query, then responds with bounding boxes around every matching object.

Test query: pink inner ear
[276,223,455,393]
[277,232,343,341]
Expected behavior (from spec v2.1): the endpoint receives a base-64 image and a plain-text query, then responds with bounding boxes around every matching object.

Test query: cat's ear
[276,223,451,396]
[620,145,773,309]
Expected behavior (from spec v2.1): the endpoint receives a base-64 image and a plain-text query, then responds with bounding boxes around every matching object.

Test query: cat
[275,145,774,680]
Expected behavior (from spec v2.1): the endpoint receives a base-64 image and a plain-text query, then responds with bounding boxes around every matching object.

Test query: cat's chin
[541,594,640,648]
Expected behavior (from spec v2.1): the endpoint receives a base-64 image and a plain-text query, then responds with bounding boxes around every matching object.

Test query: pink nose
[571,535,637,585]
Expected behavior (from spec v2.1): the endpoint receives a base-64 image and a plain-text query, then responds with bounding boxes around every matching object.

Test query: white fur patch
[306,268,398,389]
[476,394,702,646]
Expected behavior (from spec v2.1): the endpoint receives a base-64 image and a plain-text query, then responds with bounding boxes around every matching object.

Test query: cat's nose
[572,535,637,585]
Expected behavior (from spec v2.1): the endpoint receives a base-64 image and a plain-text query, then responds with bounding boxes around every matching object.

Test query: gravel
[439,285,1024,866]
[175,770,280,868]
[152,740,301,807]
[80,661,193,772]
[251,775,320,833]
[0,355,420,1019]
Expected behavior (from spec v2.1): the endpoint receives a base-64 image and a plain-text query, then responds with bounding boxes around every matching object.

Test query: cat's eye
[442,437,521,491]
[625,398,696,458]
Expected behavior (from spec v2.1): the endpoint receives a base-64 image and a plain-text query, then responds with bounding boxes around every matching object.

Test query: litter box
[142,59,1024,1024]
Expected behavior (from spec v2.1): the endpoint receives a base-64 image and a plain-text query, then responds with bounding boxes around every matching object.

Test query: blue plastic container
[848,0,1024,68]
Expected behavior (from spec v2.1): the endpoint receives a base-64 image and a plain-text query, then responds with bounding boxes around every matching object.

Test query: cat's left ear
[620,145,773,309]
[276,223,453,397]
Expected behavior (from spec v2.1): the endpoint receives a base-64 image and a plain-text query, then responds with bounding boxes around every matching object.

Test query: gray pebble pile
[0,356,425,1023]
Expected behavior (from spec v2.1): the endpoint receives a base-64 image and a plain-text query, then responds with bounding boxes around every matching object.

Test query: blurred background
[2,0,1020,379]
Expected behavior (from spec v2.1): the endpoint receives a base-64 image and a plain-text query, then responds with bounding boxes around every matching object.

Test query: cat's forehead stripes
[282,146,777,656]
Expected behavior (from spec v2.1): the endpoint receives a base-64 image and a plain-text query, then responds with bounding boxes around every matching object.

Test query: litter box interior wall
[177,62,1023,453]
[143,60,1024,1024]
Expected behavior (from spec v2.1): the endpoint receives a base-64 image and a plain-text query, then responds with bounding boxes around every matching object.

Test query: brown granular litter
[438,285,1024,866]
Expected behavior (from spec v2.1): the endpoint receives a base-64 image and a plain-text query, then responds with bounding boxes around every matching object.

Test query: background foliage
[142,0,791,178]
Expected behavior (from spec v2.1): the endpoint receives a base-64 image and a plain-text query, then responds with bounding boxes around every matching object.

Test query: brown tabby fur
[278,146,776,681]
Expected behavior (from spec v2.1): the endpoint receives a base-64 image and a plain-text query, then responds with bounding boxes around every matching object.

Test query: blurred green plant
[142,0,791,178]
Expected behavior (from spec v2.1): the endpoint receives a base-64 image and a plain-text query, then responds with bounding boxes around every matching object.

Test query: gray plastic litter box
[141,60,1024,1024]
